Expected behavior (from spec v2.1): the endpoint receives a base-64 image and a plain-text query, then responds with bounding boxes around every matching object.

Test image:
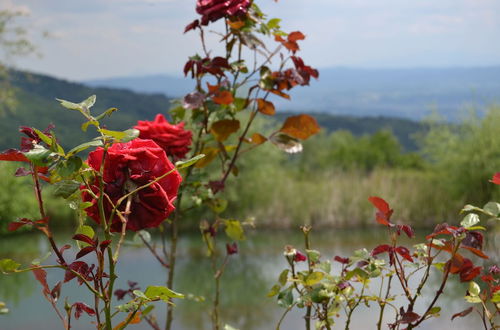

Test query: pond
[0,228,496,329]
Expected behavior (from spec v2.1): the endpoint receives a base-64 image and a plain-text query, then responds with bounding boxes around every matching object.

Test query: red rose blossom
[134,114,192,160]
[82,139,182,232]
[196,0,251,25]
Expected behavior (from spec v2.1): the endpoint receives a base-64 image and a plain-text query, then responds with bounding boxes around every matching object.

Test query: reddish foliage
[196,0,251,25]
[451,307,473,321]
[184,56,231,78]
[64,261,93,284]
[72,302,95,319]
[334,256,350,264]
[226,242,238,255]
[368,196,393,226]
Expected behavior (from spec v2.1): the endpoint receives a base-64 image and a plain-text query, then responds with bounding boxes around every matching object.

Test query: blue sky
[4,0,500,80]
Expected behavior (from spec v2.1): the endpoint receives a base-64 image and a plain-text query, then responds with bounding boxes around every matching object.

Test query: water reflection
[0,228,496,329]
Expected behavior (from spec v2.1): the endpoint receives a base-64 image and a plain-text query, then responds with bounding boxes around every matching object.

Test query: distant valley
[2,69,425,151]
[86,66,500,120]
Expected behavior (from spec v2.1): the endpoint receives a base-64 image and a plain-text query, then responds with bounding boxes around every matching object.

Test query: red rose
[196,0,251,25]
[134,114,192,160]
[82,139,182,232]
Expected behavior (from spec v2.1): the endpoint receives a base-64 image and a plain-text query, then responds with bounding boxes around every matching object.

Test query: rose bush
[196,0,251,25]
[134,114,192,160]
[82,138,182,232]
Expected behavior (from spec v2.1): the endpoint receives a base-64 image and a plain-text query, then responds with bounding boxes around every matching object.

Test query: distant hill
[3,70,172,150]
[85,67,500,120]
[2,69,425,152]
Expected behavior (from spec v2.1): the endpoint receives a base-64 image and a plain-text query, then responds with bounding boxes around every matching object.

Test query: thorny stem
[31,164,67,265]
[345,281,367,330]
[212,254,230,330]
[377,274,393,330]
[276,303,296,330]
[140,232,169,268]
[165,125,203,330]
[408,239,461,329]
[303,227,312,330]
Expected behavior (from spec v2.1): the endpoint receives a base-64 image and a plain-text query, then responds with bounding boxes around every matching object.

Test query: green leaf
[0,259,21,273]
[98,128,139,142]
[175,154,205,169]
[491,291,500,303]
[483,202,500,216]
[94,107,118,121]
[67,140,103,156]
[267,18,281,29]
[24,145,53,166]
[306,249,321,263]
[133,290,148,300]
[277,289,293,308]
[57,156,83,178]
[56,98,83,111]
[427,306,441,317]
[80,95,96,110]
[305,272,324,286]
[464,295,482,304]
[267,284,281,297]
[469,281,480,296]
[141,305,155,318]
[345,268,369,280]
[278,269,289,286]
[144,286,184,302]
[224,220,245,241]
[461,213,480,228]
[53,180,81,199]
[209,198,228,214]
[317,261,331,274]
[466,226,486,231]
[33,128,58,151]
[75,225,95,248]
[31,252,52,266]
[81,120,99,132]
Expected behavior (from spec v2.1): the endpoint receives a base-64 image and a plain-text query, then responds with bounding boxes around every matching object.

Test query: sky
[3,0,500,81]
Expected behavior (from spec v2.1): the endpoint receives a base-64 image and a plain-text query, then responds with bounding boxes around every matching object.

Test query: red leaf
[288,31,305,42]
[0,149,29,162]
[72,234,95,246]
[51,281,62,301]
[64,261,90,283]
[76,246,96,260]
[398,225,414,238]
[8,218,32,231]
[72,302,95,319]
[32,267,50,295]
[226,242,238,255]
[396,246,414,262]
[368,196,391,214]
[279,114,320,140]
[334,256,350,264]
[99,240,112,252]
[371,244,392,256]
[461,246,489,259]
[490,172,500,185]
[400,311,420,324]
[451,307,473,321]
[460,266,482,282]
